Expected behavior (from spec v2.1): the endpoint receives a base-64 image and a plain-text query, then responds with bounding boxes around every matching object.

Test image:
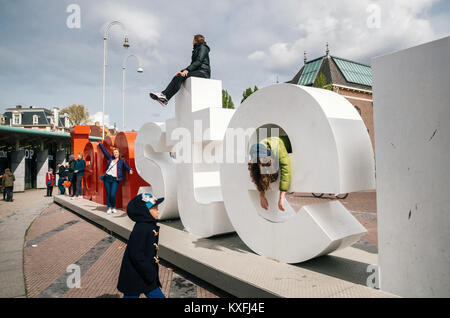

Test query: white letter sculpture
[220,84,375,263]
[165,77,235,237]
[135,122,178,220]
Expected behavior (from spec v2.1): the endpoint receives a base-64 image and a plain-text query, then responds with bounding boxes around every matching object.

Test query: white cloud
[89,111,110,127]
[0,0,447,130]
[94,3,162,66]
[97,4,160,46]
[248,50,266,61]
[247,0,439,75]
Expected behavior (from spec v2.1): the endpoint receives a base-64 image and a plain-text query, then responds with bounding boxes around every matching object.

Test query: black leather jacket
[183,43,211,78]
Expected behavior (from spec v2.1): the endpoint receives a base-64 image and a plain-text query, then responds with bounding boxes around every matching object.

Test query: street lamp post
[102,21,129,139]
[122,54,143,131]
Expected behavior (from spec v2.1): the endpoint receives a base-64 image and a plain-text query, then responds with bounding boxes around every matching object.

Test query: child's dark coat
[117,194,161,295]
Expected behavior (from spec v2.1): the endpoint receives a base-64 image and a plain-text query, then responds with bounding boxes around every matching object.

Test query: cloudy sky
[0,0,448,131]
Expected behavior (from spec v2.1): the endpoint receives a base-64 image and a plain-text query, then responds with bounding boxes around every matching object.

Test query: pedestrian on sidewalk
[98,143,133,214]
[56,162,67,195]
[1,171,5,200]
[2,168,15,202]
[73,153,85,199]
[150,34,211,107]
[0,172,5,200]
[45,168,55,197]
[117,192,165,298]
[68,155,76,197]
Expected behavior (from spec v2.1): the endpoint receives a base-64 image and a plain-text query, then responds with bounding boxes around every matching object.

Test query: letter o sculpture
[220,84,375,263]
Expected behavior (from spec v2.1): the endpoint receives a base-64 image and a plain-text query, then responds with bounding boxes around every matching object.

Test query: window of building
[33,115,39,125]
[64,115,70,128]
[0,115,5,125]
[13,113,21,125]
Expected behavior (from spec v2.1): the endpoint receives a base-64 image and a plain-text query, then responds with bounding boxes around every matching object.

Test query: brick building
[288,47,374,147]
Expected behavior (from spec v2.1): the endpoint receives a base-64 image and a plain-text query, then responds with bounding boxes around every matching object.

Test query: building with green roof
[289,45,375,148]
[290,47,372,90]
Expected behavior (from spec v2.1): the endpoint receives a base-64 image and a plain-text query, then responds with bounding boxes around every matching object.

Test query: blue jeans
[58,178,65,195]
[123,287,165,298]
[104,175,119,208]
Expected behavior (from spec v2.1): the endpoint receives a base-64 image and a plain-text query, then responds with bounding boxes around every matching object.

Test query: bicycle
[311,193,349,199]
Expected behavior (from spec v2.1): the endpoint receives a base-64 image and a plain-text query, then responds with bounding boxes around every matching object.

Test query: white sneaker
[156,99,168,107]
[107,208,112,214]
[150,92,168,107]
[150,92,167,101]
[112,208,118,214]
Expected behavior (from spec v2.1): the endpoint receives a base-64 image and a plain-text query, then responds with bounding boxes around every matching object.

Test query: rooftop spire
[326,42,330,56]
[304,51,307,64]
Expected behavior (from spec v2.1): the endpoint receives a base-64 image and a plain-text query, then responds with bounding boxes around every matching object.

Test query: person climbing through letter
[248,135,292,212]
[150,34,211,107]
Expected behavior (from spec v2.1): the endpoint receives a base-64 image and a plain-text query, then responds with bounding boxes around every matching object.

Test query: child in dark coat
[117,192,165,298]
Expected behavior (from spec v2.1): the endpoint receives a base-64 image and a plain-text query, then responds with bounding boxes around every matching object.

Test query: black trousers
[162,71,209,101]
[46,186,53,197]
[70,176,76,196]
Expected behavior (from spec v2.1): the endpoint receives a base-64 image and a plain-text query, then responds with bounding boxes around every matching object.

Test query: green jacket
[2,171,15,187]
[260,136,292,191]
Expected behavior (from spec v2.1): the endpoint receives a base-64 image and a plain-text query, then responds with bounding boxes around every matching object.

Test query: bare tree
[61,104,90,126]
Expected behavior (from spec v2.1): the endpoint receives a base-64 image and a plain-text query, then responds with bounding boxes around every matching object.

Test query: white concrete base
[373,36,450,297]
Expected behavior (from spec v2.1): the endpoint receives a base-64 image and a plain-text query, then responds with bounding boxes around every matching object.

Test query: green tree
[241,85,259,103]
[61,104,90,126]
[222,89,235,109]
[314,72,332,90]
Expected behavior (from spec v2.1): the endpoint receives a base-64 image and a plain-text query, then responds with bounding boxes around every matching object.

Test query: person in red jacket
[45,168,55,197]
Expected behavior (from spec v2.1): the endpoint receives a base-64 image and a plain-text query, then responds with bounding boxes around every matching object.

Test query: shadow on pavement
[294,254,372,286]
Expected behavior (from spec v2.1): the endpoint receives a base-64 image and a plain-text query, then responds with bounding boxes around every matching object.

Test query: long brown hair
[194,34,206,45]
[248,158,279,193]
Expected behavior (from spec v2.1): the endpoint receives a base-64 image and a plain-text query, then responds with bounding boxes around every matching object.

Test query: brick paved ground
[286,190,378,248]
[23,203,231,298]
[23,191,378,298]
[286,191,377,213]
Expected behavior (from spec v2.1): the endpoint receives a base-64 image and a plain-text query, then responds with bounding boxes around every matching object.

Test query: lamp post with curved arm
[102,21,129,139]
[122,54,143,131]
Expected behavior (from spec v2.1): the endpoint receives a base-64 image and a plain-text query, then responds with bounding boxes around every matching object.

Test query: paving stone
[24,221,107,298]
[25,219,80,247]
[26,208,77,242]
[38,236,115,298]
[17,190,382,298]
[23,201,229,298]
